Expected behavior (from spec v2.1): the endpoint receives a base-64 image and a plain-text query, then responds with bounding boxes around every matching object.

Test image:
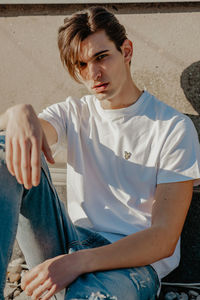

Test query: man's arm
[84,180,193,270]
[21,180,193,299]
[0,104,57,189]
[39,118,58,147]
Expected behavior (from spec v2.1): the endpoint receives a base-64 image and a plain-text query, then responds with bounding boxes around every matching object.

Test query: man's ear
[121,39,133,64]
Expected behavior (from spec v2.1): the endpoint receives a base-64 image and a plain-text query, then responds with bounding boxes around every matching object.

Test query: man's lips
[92,82,109,92]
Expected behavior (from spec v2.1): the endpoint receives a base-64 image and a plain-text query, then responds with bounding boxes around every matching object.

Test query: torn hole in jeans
[71,291,118,300]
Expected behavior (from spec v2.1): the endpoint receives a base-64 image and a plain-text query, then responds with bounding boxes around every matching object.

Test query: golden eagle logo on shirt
[124,151,132,160]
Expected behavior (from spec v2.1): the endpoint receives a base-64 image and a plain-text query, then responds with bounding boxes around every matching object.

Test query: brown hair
[58,6,128,82]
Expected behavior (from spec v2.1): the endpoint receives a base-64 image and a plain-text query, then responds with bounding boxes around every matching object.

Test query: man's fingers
[21,269,38,290]
[21,139,32,189]
[42,134,55,164]
[24,275,48,297]
[30,279,54,300]
[31,137,41,187]
[12,139,23,184]
[41,284,57,300]
[5,137,14,176]
[5,136,41,189]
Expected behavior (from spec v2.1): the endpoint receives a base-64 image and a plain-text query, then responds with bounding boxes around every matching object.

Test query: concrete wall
[2,1,200,3]
[0,3,200,137]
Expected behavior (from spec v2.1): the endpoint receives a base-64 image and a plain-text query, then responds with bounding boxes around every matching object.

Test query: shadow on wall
[181,61,200,140]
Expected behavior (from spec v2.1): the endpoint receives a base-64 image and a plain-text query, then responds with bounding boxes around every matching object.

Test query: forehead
[79,30,117,61]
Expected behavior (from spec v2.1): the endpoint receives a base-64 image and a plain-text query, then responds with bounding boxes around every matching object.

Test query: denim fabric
[0,135,159,300]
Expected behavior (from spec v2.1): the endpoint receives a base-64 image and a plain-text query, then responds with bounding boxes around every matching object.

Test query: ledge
[49,167,66,186]
[1,0,200,4]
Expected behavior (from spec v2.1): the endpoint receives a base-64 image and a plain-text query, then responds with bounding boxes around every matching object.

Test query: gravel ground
[4,241,30,300]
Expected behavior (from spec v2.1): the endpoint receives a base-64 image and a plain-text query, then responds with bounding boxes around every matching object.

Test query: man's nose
[88,63,101,81]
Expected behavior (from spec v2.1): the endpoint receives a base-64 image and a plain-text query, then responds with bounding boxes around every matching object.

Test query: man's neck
[100,81,143,110]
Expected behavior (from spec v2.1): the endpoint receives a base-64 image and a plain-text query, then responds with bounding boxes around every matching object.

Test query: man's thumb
[42,134,55,164]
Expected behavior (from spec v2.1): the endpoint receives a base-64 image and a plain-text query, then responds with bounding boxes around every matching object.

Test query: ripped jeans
[0,135,159,300]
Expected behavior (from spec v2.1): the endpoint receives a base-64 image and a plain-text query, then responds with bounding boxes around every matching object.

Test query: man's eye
[96,54,107,61]
[79,62,86,68]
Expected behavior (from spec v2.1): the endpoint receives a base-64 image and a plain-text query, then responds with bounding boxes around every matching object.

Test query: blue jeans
[0,135,159,300]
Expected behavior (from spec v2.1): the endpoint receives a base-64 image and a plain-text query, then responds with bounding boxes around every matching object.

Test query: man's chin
[93,92,108,101]
[89,88,111,102]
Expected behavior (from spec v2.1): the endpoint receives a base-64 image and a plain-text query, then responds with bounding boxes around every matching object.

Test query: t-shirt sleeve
[38,100,69,159]
[157,116,200,186]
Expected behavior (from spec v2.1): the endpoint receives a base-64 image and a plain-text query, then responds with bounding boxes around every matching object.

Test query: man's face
[77,30,132,109]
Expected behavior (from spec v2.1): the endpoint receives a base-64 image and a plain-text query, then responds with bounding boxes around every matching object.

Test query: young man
[0,6,200,300]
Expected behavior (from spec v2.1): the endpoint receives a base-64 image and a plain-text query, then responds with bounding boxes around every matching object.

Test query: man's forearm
[21,226,171,299]
[79,226,174,274]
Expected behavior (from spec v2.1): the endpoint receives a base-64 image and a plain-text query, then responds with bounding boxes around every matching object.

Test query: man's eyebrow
[93,50,109,58]
[76,50,109,66]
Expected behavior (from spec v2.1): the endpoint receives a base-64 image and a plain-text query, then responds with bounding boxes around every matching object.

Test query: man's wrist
[75,248,101,274]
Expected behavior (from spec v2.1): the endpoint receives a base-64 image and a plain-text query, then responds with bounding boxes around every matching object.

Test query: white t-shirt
[39,91,200,280]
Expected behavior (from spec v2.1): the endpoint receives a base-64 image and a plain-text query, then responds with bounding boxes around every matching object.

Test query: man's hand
[5,104,54,189]
[21,252,84,300]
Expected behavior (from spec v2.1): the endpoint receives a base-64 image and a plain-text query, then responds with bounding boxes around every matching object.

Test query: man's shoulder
[144,91,189,123]
[144,92,197,143]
